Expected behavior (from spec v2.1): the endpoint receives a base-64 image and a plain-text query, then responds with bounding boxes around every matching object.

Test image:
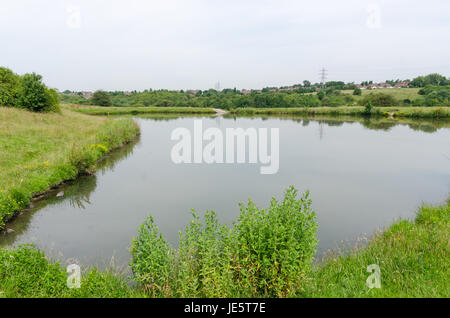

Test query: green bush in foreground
[130,187,318,297]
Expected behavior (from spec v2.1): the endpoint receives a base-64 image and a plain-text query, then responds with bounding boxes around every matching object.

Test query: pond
[1,115,449,268]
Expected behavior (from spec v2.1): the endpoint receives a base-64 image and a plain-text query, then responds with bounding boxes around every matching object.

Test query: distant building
[279,87,296,92]
[395,81,409,88]
[378,82,393,89]
[186,89,200,96]
[82,91,93,99]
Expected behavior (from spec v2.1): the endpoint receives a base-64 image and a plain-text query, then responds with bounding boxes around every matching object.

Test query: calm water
[1,116,449,267]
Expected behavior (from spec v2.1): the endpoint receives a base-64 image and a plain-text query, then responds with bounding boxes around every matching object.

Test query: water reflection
[0,136,139,249]
[1,115,448,267]
[223,114,450,133]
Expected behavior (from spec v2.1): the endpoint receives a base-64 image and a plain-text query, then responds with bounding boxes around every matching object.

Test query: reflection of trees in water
[361,118,397,131]
[136,114,215,121]
[222,113,450,133]
[66,176,97,209]
[97,136,140,173]
[0,136,141,245]
[317,119,344,127]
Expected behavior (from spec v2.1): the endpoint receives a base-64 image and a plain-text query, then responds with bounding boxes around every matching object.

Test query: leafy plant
[130,216,174,296]
[129,186,318,297]
[363,101,373,116]
[16,73,60,112]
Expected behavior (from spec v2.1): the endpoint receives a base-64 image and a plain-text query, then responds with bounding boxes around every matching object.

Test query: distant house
[241,89,251,95]
[279,87,296,92]
[186,89,200,96]
[124,91,131,96]
[378,82,393,89]
[395,81,409,88]
[82,91,93,99]
[355,84,367,89]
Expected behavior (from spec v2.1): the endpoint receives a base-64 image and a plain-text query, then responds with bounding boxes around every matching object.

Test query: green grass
[66,104,217,115]
[0,103,447,298]
[0,245,142,298]
[0,106,139,230]
[229,106,450,118]
[341,87,422,102]
[298,203,449,297]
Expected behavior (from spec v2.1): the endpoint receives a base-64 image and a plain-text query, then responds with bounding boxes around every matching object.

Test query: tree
[353,87,362,96]
[410,73,447,87]
[303,80,311,87]
[0,67,20,106]
[361,93,397,106]
[16,73,60,112]
[317,90,325,100]
[363,101,373,116]
[92,90,112,106]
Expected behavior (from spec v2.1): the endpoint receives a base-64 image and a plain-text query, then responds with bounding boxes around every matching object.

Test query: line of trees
[0,67,60,112]
[58,73,449,109]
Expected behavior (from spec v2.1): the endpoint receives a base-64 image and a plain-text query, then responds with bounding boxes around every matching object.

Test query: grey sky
[1,0,449,91]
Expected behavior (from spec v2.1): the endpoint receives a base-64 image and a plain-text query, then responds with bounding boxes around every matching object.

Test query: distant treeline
[59,73,449,109]
[0,67,60,112]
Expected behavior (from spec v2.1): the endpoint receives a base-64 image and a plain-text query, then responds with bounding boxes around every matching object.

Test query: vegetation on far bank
[0,106,139,230]
[0,190,448,298]
[67,104,216,115]
[60,73,450,109]
[228,106,450,118]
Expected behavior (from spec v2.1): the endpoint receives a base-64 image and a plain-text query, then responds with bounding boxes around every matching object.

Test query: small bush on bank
[130,186,318,297]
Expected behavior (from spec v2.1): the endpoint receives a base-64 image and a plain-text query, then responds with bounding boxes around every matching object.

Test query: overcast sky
[1,0,449,91]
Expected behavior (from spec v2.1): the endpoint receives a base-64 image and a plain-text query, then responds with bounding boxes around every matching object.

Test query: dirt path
[213,108,228,115]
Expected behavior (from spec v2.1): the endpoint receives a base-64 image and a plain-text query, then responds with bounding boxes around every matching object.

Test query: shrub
[363,101,373,116]
[321,95,348,107]
[130,216,174,296]
[91,90,112,106]
[16,73,60,112]
[233,187,318,297]
[0,67,20,106]
[130,186,318,297]
[353,87,362,96]
[361,93,397,106]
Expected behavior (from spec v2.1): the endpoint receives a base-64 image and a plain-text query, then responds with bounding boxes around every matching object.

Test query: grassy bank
[229,106,450,118]
[299,202,449,297]
[340,87,422,101]
[67,104,217,116]
[0,106,139,230]
[0,198,448,298]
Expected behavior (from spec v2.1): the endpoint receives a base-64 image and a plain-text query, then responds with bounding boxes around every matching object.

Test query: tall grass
[0,107,139,230]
